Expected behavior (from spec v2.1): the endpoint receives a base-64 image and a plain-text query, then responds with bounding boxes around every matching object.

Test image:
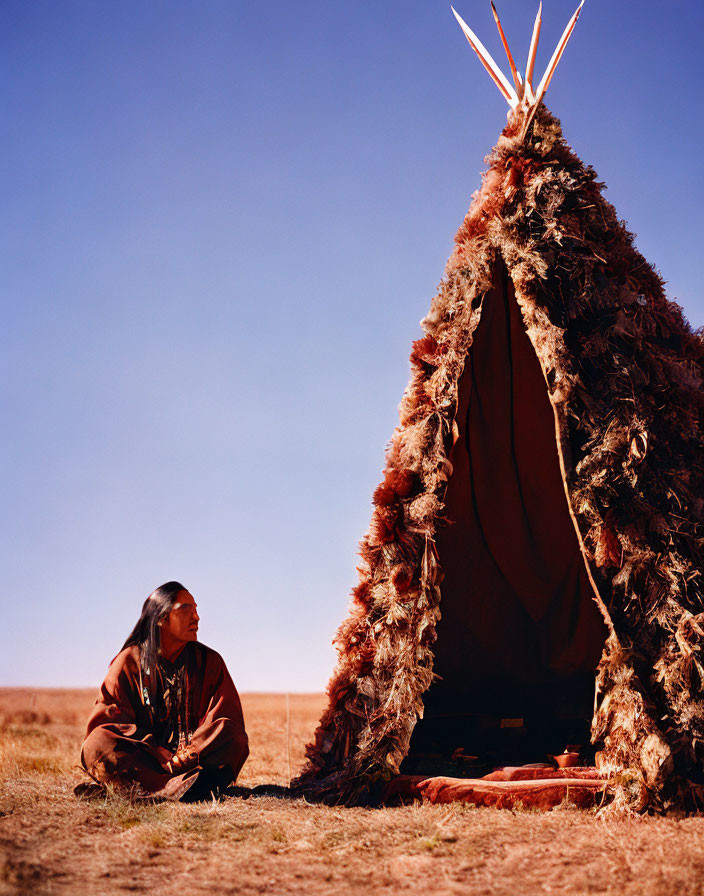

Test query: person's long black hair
[122,581,186,713]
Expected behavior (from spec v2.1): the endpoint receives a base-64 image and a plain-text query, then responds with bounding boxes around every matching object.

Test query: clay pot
[553,751,580,769]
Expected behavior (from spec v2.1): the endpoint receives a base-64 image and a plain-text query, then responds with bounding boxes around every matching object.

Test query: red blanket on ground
[385,768,607,810]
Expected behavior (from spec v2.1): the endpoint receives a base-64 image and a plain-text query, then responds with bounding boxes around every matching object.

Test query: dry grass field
[3,689,704,895]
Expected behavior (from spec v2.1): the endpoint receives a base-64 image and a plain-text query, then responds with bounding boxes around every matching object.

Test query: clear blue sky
[2,0,703,691]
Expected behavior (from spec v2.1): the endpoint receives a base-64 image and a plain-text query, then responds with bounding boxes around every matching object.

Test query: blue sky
[2,0,703,691]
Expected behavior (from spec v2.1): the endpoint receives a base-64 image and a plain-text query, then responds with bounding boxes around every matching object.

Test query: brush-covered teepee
[297,3,704,812]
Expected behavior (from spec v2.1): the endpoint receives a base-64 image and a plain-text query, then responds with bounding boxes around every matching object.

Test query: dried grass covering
[4,689,704,895]
[298,105,704,811]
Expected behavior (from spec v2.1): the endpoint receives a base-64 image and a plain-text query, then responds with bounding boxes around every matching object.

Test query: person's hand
[168,744,199,773]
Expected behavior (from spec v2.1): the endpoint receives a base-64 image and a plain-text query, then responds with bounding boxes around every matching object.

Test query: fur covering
[296,106,704,811]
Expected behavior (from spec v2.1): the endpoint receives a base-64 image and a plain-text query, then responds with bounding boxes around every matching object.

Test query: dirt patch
[1,688,704,895]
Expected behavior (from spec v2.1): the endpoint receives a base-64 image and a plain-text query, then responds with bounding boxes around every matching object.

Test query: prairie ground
[2,689,704,895]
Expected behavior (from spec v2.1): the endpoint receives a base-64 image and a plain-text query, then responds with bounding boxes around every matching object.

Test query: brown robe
[81,641,249,800]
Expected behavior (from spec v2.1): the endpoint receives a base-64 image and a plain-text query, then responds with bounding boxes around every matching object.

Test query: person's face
[161,590,199,644]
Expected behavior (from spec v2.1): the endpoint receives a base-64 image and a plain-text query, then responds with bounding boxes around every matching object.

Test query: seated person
[79,581,248,800]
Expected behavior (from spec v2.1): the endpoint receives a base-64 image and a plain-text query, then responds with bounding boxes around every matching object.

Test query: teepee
[297,3,704,812]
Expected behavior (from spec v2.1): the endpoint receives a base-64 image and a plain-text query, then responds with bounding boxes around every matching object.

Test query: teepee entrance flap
[405,258,608,766]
